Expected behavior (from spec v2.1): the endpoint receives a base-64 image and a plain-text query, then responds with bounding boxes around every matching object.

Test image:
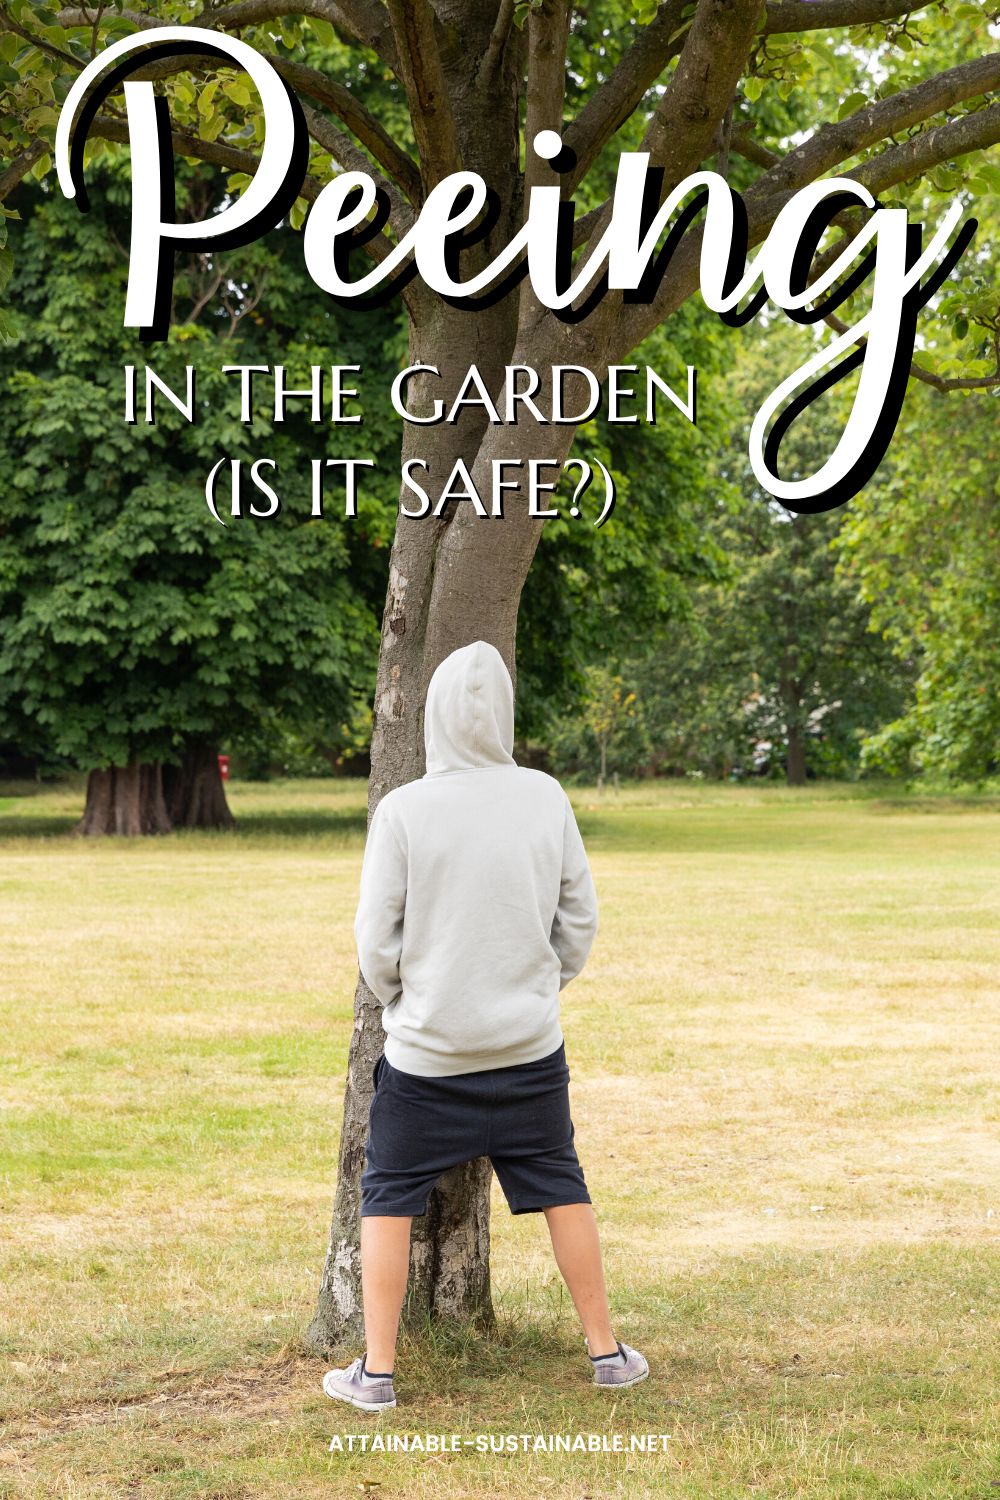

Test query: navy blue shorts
[360,1042,591,1217]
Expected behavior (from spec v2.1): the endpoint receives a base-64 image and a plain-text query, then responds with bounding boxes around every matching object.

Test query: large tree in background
[3,0,1000,1344]
[0,169,396,832]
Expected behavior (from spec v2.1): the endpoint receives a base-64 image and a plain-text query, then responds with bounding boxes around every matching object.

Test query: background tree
[620,493,913,784]
[581,665,639,786]
[618,324,913,786]
[2,0,1000,1345]
[0,166,396,832]
[837,381,1000,781]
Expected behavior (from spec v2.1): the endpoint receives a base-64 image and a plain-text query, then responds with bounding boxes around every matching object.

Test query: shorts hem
[506,1194,592,1216]
[360,1199,431,1218]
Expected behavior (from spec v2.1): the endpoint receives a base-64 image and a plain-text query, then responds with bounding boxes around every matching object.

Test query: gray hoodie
[354,640,599,1077]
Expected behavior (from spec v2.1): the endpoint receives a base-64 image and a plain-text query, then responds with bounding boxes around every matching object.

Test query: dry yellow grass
[1,777,998,1498]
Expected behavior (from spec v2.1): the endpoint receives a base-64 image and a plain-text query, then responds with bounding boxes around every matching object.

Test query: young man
[323,640,648,1412]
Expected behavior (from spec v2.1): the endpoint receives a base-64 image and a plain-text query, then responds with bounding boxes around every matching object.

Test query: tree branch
[571,123,778,251]
[479,0,516,84]
[58,7,159,31]
[274,57,422,203]
[58,7,159,29]
[743,52,1000,211]
[50,11,422,205]
[850,98,1000,197]
[642,0,765,189]
[615,97,1000,358]
[0,140,46,203]
[87,113,415,290]
[186,258,227,322]
[384,0,461,190]
[0,12,81,69]
[57,1,400,72]
[562,0,688,192]
[302,102,415,233]
[784,98,1000,297]
[731,128,782,171]
[89,110,323,197]
[763,0,943,32]
[520,0,572,334]
[523,0,570,197]
[202,0,397,68]
[822,305,1000,391]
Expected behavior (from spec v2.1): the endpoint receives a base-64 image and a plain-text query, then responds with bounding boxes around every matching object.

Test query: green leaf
[837,91,868,121]
[953,316,969,341]
[223,80,251,108]
[743,76,764,104]
[307,15,335,45]
[198,113,226,143]
[197,79,219,118]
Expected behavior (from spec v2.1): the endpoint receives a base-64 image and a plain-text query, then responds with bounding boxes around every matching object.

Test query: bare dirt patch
[1,1352,319,1455]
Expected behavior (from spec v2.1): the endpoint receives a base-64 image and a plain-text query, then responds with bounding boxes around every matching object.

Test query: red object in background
[217,754,231,782]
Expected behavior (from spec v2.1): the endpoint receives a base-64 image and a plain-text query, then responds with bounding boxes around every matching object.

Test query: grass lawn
[1,776,998,1498]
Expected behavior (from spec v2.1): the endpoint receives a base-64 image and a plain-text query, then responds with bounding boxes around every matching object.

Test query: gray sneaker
[589,1339,649,1390]
[322,1357,397,1412]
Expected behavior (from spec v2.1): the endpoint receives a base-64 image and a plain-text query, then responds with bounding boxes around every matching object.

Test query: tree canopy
[838,380,1000,781]
[0,165,390,791]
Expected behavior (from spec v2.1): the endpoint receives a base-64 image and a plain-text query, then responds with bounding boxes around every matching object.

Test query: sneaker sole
[595,1366,649,1391]
[322,1374,396,1412]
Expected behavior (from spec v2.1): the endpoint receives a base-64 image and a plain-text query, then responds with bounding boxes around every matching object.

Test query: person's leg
[543,1202,618,1357]
[360,1214,412,1373]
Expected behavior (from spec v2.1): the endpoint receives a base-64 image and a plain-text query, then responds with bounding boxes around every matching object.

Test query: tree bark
[163,739,235,830]
[786,722,808,786]
[306,324,531,1353]
[305,0,542,1353]
[76,761,172,836]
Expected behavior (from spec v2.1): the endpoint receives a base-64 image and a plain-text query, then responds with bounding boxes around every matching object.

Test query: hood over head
[424,640,516,775]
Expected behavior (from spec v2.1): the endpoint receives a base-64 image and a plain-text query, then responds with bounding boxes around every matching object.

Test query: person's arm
[354,799,407,1006]
[551,793,599,990]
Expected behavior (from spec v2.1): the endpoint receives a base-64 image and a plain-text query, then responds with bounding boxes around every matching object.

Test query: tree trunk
[786,722,808,786]
[307,2,628,1356]
[76,761,172,836]
[163,739,234,830]
[780,630,808,787]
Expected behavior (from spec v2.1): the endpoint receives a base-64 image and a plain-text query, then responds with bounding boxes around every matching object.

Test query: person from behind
[323,640,648,1411]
